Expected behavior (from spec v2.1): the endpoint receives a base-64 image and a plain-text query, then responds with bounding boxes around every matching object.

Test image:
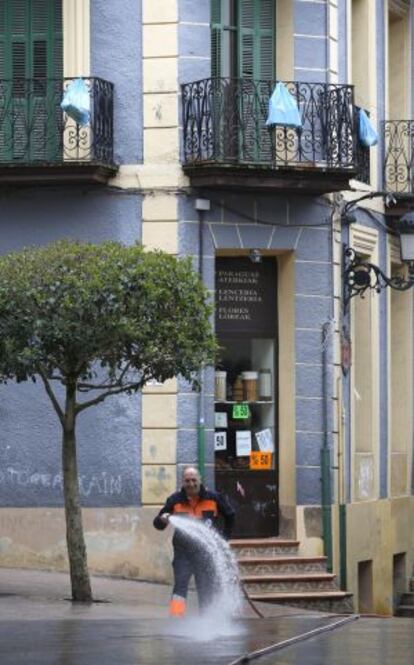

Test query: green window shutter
[258,0,274,81]
[0,1,63,161]
[31,0,62,79]
[239,0,254,78]
[0,1,6,78]
[52,0,62,79]
[211,0,222,78]
[238,0,274,81]
[0,0,62,80]
[10,0,29,86]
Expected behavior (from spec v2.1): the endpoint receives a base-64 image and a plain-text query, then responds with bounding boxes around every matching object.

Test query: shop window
[214,256,278,538]
[390,266,412,497]
[353,280,376,501]
[350,228,380,503]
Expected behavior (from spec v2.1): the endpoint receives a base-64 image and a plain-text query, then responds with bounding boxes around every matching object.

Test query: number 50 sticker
[214,432,227,451]
[250,452,272,470]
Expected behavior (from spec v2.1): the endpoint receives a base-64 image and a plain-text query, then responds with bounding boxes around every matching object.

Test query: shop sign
[250,452,272,470]
[215,257,277,334]
[214,432,227,451]
[232,404,250,419]
[236,431,252,456]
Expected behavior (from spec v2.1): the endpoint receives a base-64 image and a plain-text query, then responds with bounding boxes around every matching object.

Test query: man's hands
[160,513,170,526]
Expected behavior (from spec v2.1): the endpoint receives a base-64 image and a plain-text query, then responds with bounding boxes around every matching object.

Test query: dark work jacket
[153,484,235,552]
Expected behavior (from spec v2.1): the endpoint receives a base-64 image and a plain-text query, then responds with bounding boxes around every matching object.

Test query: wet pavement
[257,618,414,665]
[0,569,413,664]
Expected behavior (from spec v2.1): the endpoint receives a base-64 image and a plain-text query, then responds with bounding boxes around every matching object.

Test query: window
[389,244,413,497]
[211,0,274,80]
[0,0,63,161]
[214,256,279,538]
[350,226,379,502]
[0,0,62,80]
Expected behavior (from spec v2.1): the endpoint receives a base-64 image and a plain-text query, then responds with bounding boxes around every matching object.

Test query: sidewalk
[0,568,413,665]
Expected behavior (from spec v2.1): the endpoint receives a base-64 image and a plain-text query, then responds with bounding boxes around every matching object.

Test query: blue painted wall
[338,0,348,84]
[0,188,142,507]
[0,382,140,507]
[178,0,331,85]
[177,193,333,505]
[178,0,210,83]
[0,188,141,252]
[91,0,143,164]
[376,0,386,191]
[0,0,145,509]
[294,0,328,83]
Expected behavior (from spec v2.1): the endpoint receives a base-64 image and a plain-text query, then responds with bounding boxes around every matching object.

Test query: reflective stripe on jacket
[153,484,235,546]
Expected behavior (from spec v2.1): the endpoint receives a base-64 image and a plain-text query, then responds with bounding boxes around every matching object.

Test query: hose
[226,613,359,665]
[239,581,265,619]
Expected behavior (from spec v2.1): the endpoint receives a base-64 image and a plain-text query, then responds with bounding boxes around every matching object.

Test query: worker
[153,465,235,617]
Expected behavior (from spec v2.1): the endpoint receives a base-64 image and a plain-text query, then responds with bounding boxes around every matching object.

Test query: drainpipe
[195,198,211,481]
[337,374,348,590]
[321,320,333,573]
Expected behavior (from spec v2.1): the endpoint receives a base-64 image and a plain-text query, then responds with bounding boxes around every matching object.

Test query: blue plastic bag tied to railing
[61,78,90,126]
[266,82,302,129]
[358,109,378,147]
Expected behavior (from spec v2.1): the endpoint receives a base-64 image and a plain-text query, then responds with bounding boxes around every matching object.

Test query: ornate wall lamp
[343,217,414,312]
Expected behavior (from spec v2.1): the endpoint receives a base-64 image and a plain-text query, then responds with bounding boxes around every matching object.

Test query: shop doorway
[214,256,278,538]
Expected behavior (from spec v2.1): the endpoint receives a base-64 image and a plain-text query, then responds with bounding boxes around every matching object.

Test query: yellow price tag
[250,452,272,470]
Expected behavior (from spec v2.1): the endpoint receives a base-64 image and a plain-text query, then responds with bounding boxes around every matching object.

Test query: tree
[0,240,216,601]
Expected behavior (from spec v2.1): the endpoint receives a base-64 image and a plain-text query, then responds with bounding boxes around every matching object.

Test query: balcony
[0,77,117,185]
[354,107,371,186]
[383,121,414,208]
[181,78,358,193]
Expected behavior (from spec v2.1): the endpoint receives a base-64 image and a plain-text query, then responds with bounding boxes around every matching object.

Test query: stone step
[242,572,337,594]
[237,556,328,575]
[396,605,414,617]
[230,539,300,558]
[248,590,354,614]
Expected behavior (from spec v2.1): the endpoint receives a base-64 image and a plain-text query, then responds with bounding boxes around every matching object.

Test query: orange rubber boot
[169,595,186,618]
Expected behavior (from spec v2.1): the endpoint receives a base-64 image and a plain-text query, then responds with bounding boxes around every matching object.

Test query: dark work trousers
[172,547,216,610]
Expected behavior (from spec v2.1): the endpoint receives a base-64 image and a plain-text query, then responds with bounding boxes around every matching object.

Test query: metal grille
[0,76,114,165]
[383,120,414,193]
[354,107,371,185]
[182,77,357,171]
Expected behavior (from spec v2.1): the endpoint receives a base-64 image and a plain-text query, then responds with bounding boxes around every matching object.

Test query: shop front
[214,255,279,538]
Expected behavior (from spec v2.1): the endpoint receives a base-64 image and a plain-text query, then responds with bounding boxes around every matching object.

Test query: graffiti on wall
[0,467,122,498]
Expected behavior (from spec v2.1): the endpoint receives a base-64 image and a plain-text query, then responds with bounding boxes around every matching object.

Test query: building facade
[0,0,414,615]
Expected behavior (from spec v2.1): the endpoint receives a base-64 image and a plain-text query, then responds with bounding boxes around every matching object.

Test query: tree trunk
[62,382,92,602]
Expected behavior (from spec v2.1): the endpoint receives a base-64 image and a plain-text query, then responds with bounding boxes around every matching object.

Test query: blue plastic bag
[358,109,378,147]
[266,82,302,128]
[61,78,90,126]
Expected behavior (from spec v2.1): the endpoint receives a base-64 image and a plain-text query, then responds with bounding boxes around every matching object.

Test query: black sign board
[215,257,277,335]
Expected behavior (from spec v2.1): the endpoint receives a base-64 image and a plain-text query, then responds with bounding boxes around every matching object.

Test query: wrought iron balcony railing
[354,107,371,185]
[0,77,114,167]
[383,120,414,194]
[182,78,357,173]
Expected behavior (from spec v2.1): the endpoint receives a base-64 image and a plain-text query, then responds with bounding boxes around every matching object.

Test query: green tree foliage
[0,240,216,601]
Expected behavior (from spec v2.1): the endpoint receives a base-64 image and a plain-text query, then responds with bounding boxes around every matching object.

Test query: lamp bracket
[343,245,414,311]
